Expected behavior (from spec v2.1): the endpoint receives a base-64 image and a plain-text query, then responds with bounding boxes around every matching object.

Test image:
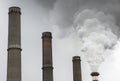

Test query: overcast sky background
[0,0,120,81]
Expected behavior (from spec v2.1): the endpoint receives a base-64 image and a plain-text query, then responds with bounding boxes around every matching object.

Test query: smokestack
[91,72,100,81]
[72,56,82,81]
[42,32,54,81]
[7,7,22,81]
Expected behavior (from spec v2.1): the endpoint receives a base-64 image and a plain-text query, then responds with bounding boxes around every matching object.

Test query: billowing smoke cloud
[50,0,120,37]
[50,0,120,72]
[73,9,119,71]
[50,0,81,38]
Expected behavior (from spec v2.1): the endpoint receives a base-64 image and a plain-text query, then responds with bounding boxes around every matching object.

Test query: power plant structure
[91,72,100,81]
[72,56,82,81]
[7,7,22,81]
[6,6,100,81]
[42,32,53,81]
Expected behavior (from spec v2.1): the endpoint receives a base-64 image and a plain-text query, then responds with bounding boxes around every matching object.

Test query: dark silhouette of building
[42,32,54,81]
[7,7,22,81]
[73,56,82,81]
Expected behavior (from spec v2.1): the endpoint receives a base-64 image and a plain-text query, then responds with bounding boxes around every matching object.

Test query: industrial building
[6,6,99,81]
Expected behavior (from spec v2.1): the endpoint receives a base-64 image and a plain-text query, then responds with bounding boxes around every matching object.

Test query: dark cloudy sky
[0,0,120,81]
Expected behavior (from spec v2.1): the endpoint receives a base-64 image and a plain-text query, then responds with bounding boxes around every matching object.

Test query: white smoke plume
[50,0,120,72]
[73,9,119,72]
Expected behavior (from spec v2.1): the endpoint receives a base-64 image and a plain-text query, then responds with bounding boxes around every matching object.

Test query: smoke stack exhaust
[7,7,22,81]
[42,32,54,81]
[91,72,100,81]
[72,56,82,81]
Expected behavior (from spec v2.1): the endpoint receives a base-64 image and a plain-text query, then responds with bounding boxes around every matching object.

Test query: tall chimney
[72,56,82,81]
[7,7,22,81]
[42,32,53,81]
[91,72,100,81]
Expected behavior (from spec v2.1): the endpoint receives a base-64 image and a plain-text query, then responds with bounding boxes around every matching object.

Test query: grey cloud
[80,0,119,4]
[36,0,57,9]
[50,0,120,37]
[51,0,81,27]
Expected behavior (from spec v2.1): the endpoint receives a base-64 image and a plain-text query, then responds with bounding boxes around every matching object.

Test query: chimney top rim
[42,31,52,34]
[9,6,21,14]
[42,32,52,38]
[91,72,100,76]
[72,56,81,60]
[9,6,21,10]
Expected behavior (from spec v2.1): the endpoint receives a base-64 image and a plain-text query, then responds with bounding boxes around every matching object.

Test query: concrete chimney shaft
[72,56,82,81]
[42,32,53,81]
[7,7,22,81]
